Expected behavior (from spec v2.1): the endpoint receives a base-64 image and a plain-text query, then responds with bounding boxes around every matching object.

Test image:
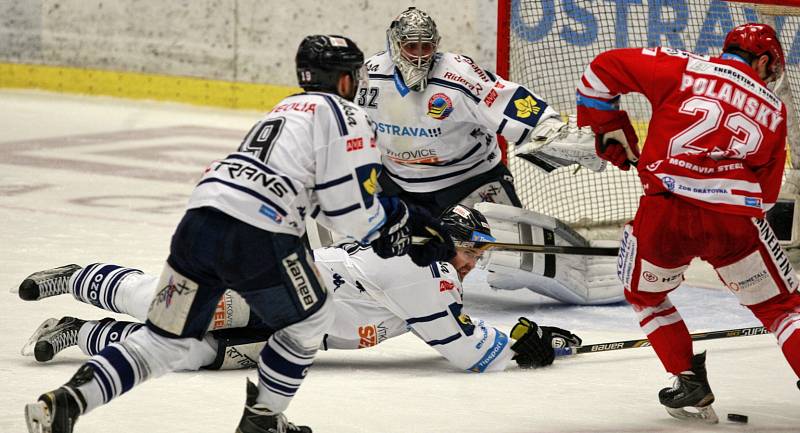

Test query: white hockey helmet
[387,7,440,91]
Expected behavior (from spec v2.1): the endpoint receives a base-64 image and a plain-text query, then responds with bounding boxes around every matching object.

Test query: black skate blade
[25,401,52,433]
[665,405,719,424]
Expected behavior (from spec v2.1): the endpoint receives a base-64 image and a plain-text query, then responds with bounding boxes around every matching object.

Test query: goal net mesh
[504,0,800,230]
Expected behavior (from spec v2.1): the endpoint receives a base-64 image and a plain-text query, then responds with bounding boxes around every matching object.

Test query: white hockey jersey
[188,92,386,242]
[359,51,561,193]
[313,244,515,373]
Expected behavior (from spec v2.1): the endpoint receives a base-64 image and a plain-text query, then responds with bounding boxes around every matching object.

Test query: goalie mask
[440,205,495,246]
[387,7,440,91]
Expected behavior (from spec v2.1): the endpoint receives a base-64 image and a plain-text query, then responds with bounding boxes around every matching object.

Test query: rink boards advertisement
[511,0,799,63]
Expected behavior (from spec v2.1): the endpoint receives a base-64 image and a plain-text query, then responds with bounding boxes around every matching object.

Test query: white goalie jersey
[188,92,386,243]
[313,244,514,372]
[359,51,562,192]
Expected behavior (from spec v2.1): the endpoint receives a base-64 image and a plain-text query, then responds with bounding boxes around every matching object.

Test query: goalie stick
[411,237,619,256]
[556,326,769,357]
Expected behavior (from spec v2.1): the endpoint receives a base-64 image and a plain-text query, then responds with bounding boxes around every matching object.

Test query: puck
[727,413,748,423]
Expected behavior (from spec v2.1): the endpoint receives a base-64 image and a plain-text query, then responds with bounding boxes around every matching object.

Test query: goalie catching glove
[514,116,606,173]
[509,317,582,368]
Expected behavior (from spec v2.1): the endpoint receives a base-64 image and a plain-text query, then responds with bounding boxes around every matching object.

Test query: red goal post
[495,0,800,242]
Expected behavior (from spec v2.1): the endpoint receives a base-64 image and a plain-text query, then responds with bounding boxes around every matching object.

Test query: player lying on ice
[577,22,800,422]
[19,205,584,374]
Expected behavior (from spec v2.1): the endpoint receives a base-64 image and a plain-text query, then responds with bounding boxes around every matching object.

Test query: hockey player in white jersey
[23,35,454,433]
[19,206,581,375]
[360,7,602,216]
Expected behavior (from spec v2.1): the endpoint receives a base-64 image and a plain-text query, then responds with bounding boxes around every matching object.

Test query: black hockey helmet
[296,35,365,94]
[440,204,495,246]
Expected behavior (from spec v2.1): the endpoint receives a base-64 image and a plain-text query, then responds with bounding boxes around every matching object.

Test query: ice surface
[1,90,797,433]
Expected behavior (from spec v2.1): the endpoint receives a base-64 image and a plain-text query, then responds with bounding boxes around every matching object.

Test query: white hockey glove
[514,116,606,173]
[474,202,624,305]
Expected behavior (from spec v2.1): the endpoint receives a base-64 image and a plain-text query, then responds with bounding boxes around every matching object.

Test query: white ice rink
[0,89,798,433]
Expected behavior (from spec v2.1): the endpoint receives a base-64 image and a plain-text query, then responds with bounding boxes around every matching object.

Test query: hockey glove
[406,204,456,266]
[592,110,639,170]
[541,326,582,349]
[371,196,412,259]
[509,317,555,368]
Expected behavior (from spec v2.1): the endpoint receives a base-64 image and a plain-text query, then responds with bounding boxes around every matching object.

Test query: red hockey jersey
[577,47,787,217]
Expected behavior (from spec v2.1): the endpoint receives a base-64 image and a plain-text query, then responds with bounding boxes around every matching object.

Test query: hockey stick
[557,326,769,357]
[411,237,619,256]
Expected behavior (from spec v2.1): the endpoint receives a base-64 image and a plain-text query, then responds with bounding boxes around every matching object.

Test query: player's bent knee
[634,258,687,293]
[123,327,216,374]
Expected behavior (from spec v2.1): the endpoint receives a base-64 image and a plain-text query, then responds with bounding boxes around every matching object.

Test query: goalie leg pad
[477,203,624,304]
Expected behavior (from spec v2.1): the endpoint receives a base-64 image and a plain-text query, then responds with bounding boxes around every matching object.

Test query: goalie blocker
[475,202,623,305]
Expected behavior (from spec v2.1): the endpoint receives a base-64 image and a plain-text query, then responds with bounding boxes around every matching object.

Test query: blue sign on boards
[512,0,799,64]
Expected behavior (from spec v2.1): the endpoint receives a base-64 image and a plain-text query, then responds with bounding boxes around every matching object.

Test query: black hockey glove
[542,326,582,349]
[371,196,411,259]
[509,317,555,368]
[405,203,456,267]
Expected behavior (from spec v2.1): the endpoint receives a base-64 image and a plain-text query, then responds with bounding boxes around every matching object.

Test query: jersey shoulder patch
[429,52,495,103]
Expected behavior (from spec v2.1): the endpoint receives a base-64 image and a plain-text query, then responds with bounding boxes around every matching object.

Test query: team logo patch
[642,271,658,283]
[745,197,762,207]
[427,93,454,120]
[355,164,382,209]
[259,204,283,223]
[662,176,676,192]
[503,88,548,127]
[439,280,456,292]
[514,96,541,118]
[148,264,199,336]
[484,88,499,107]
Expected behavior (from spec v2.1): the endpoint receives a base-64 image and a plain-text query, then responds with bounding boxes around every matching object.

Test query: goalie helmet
[440,205,495,246]
[387,7,440,91]
[296,35,366,98]
[723,23,784,81]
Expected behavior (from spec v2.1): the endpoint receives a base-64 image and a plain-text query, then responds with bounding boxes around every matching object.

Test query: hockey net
[497,0,800,240]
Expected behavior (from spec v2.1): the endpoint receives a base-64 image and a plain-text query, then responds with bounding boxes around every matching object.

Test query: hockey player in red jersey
[577,23,800,423]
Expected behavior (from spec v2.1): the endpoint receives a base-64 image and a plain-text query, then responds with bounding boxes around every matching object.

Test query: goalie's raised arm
[513,115,606,173]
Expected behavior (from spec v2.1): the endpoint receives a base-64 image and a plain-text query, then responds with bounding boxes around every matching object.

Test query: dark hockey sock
[70,263,143,313]
[77,319,145,356]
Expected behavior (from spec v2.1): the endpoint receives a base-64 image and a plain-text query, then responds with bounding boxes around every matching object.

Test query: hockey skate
[236,379,311,433]
[658,351,718,424]
[21,317,86,362]
[18,264,81,301]
[24,365,91,433]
